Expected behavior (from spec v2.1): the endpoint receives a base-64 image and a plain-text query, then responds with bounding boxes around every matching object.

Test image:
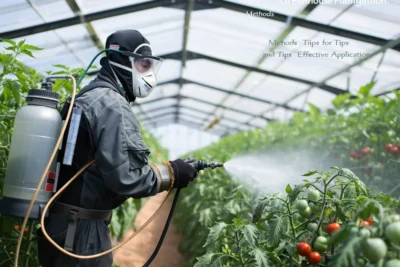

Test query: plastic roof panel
[0,0,74,32]
[249,118,268,128]
[181,84,227,104]
[247,76,309,103]
[138,98,178,112]
[265,107,294,122]
[226,0,308,15]
[157,60,181,83]
[223,95,274,114]
[330,5,400,39]
[183,59,248,89]
[91,7,184,54]
[189,9,287,64]
[75,0,152,14]
[180,98,216,113]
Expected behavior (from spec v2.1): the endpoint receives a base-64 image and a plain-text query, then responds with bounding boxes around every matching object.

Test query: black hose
[142,188,181,267]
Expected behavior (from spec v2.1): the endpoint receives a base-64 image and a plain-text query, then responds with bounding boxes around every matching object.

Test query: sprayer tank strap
[50,202,112,252]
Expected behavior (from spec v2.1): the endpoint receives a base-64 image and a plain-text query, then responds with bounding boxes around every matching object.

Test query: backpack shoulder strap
[75,80,118,99]
[60,80,118,119]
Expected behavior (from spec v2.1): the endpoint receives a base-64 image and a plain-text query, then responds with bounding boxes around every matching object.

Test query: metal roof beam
[141,113,237,134]
[0,0,182,39]
[212,0,400,52]
[165,78,305,112]
[136,104,257,129]
[140,110,242,133]
[136,95,273,122]
[143,119,226,136]
[187,51,346,95]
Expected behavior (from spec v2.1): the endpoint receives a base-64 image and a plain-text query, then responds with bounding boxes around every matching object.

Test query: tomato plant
[0,39,169,266]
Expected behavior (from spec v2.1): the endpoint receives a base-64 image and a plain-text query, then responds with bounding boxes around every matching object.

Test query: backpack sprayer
[0,49,224,267]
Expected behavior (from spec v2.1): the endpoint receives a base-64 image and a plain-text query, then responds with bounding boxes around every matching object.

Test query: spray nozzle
[190,160,224,171]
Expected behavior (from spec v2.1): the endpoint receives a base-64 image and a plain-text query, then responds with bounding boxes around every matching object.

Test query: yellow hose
[14,75,171,265]
[40,160,172,259]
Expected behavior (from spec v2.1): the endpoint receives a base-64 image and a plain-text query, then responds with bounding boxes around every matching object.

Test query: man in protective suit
[36,29,199,267]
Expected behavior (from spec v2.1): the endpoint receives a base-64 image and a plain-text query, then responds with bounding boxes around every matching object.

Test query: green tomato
[308,189,321,201]
[314,236,328,252]
[309,202,322,213]
[324,207,334,216]
[296,200,309,211]
[298,215,306,222]
[362,238,388,263]
[385,259,400,267]
[307,223,318,232]
[358,228,371,239]
[299,206,312,218]
[388,214,400,223]
[385,222,400,244]
[199,170,205,176]
[350,227,359,236]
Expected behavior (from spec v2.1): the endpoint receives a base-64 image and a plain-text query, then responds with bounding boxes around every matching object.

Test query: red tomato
[397,144,400,149]
[350,151,358,158]
[327,223,341,235]
[367,217,373,224]
[361,220,371,227]
[297,242,311,256]
[386,144,394,151]
[14,225,21,231]
[307,252,321,264]
[361,147,371,155]
[391,147,400,154]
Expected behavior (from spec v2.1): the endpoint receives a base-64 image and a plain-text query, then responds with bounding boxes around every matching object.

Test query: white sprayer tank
[1,88,61,217]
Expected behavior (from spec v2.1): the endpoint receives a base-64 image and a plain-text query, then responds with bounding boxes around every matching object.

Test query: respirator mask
[109,43,163,98]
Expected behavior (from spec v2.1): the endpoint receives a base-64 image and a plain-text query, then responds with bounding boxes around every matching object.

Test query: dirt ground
[113,192,187,267]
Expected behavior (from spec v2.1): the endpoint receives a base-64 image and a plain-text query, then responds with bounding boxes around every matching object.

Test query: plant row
[175,83,400,266]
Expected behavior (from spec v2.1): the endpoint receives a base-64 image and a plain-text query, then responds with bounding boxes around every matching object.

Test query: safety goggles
[121,51,163,75]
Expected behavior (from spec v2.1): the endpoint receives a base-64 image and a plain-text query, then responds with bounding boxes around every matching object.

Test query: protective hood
[103,30,163,102]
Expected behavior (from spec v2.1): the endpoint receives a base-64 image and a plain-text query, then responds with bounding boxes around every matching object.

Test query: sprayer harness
[51,80,124,252]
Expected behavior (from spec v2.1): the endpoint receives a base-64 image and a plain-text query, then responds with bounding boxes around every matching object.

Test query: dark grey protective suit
[37,72,160,267]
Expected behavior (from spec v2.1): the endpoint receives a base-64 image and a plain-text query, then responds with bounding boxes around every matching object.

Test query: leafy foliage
[175,82,400,266]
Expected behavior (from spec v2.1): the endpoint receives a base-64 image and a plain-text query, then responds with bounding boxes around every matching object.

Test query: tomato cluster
[385,143,400,156]
[296,242,321,264]
[349,146,371,160]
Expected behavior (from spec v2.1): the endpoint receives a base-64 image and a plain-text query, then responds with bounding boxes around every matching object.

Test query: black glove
[170,159,199,188]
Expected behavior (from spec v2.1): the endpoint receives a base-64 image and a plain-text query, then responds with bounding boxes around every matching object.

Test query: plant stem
[235,231,246,267]
[23,220,35,267]
[286,201,297,239]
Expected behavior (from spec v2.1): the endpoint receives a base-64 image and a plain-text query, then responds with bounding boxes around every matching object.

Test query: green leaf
[194,253,226,267]
[241,224,259,247]
[303,170,317,176]
[251,247,270,267]
[252,199,267,223]
[327,236,362,267]
[289,185,303,203]
[358,81,376,97]
[203,222,227,247]
[268,215,284,247]
[0,38,16,46]
[21,50,35,58]
[285,184,292,194]
[22,44,42,51]
[328,227,349,246]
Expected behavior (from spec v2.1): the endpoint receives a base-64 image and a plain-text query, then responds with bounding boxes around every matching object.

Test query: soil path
[113,192,187,267]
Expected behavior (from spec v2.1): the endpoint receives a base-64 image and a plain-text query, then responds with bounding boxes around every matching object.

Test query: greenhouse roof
[1,0,400,137]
